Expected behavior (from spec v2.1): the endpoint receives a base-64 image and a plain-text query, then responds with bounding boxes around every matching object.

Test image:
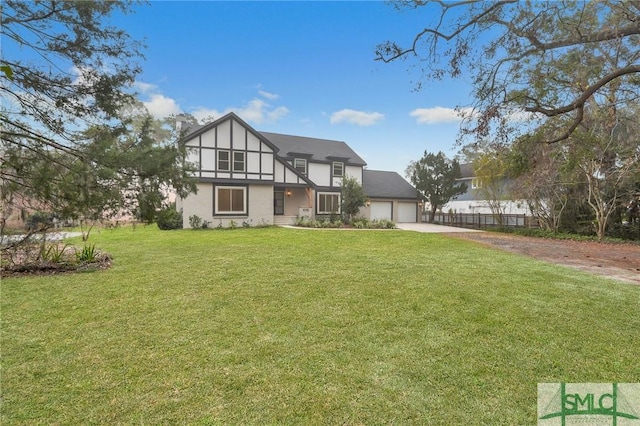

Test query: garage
[369,201,393,221]
[397,202,418,223]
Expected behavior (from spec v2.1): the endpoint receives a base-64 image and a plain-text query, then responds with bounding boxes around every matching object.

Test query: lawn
[2,226,639,424]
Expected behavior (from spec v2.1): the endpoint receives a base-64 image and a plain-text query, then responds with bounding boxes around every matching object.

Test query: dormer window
[294,158,307,175]
[332,161,344,177]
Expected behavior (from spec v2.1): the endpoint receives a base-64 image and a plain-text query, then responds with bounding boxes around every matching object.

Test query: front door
[274,191,284,215]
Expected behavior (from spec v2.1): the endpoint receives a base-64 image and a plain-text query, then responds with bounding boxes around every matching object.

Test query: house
[443,163,531,215]
[176,112,421,228]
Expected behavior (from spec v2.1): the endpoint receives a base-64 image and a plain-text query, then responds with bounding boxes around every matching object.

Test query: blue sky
[123,2,475,176]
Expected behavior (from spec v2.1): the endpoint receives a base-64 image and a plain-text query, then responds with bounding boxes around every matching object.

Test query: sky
[30,1,479,177]
[114,1,479,176]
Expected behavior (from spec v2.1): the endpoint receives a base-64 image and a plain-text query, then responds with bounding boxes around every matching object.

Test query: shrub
[294,216,395,229]
[75,244,97,263]
[189,215,209,229]
[41,243,70,264]
[369,219,396,229]
[26,211,55,230]
[156,204,183,230]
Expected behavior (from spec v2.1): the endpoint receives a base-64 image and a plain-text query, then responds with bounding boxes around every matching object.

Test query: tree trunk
[429,206,437,223]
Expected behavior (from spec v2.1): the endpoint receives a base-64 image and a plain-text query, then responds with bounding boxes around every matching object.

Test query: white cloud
[191,98,289,124]
[191,107,222,123]
[143,94,181,118]
[134,81,158,94]
[133,82,288,123]
[233,99,289,124]
[330,109,384,126]
[506,109,538,122]
[410,106,474,124]
[70,66,99,87]
[258,90,279,100]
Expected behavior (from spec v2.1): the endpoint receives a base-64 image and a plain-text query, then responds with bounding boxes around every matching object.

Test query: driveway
[396,223,483,233]
[0,231,83,245]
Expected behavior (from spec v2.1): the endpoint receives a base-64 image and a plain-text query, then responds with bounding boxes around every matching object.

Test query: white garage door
[370,201,392,221]
[398,202,417,223]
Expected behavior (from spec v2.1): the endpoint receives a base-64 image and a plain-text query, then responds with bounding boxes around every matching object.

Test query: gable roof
[459,163,474,179]
[363,170,420,200]
[180,113,366,166]
[260,132,367,166]
[181,112,281,153]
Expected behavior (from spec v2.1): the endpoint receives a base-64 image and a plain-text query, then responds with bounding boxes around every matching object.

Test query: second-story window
[332,161,344,177]
[294,158,307,175]
[233,152,245,172]
[218,150,230,171]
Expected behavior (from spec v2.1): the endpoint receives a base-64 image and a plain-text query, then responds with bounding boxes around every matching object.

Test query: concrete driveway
[396,223,483,233]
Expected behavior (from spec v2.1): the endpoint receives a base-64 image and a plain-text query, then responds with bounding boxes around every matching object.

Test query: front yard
[2,226,639,424]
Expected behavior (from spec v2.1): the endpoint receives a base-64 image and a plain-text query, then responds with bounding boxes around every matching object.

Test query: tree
[83,113,198,224]
[376,1,640,145]
[508,135,572,232]
[1,1,145,228]
[565,114,640,240]
[406,151,466,223]
[340,175,367,223]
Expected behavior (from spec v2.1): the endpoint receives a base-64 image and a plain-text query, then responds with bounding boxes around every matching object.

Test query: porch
[273,187,314,225]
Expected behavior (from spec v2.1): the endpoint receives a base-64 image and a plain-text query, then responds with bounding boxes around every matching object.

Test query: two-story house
[443,163,531,215]
[176,112,420,228]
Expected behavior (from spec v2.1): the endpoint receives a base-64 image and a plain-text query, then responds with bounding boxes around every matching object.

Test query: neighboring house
[443,163,531,215]
[176,112,421,228]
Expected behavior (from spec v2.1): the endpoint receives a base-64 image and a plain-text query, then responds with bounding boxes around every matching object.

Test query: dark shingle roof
[363,170,420,200]
[459,163,474,178]
[181,123,204,136]
[260,132,367,166]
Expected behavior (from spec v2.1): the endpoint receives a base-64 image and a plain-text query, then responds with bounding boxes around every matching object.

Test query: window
[233,152,245,172]
[216,186,246,214]
[219,150,245,172]
[332,161,344,177]
[293,158,307,175]
[318,192,340,214]
[472,178,483,189]
[218,150,230,171]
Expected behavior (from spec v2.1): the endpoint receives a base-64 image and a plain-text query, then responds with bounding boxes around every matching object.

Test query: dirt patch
[445,232,640,285]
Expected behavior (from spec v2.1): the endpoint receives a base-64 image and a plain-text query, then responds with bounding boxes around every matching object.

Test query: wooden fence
[427,212,541,229]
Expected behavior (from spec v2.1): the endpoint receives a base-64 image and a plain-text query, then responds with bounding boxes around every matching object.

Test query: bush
[188,215,210,229]
[295,216,396,229]
[189,215,202,229]
[605,223,640,241]
[157,204,183,230]
[76,244,97,263]
[26,211,55,230]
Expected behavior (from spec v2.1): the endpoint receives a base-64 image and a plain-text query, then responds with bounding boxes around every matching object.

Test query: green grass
[2,226,639,424]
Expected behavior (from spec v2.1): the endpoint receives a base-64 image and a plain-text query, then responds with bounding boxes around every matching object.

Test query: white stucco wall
[246,185,274,227]
[308,163,330,187]
[345,166,362,183]
[178,182,214,228]
[282,189,310,216]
